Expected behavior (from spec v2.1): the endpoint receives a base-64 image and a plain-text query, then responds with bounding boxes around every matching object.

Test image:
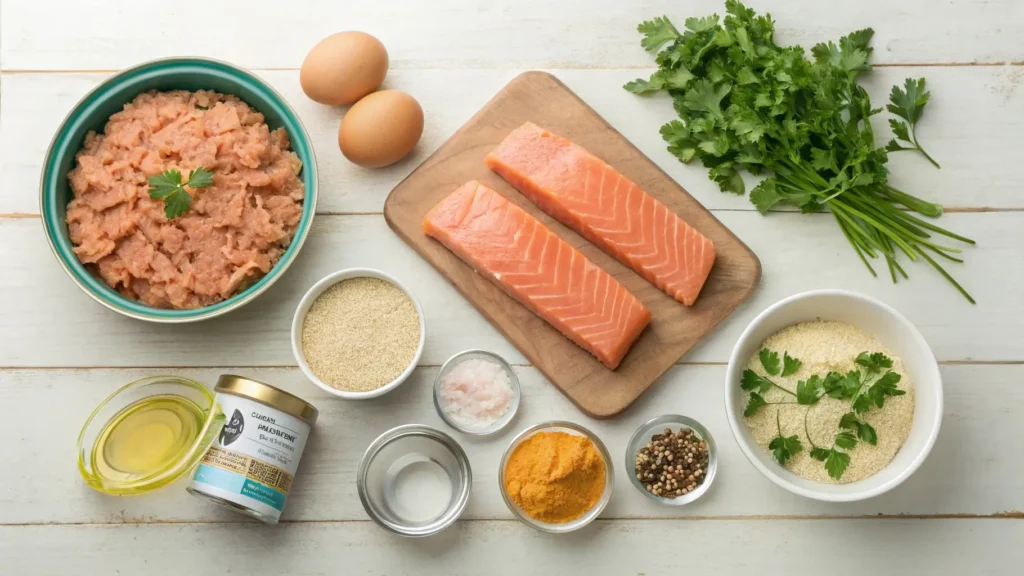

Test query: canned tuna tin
[187,375,318,523]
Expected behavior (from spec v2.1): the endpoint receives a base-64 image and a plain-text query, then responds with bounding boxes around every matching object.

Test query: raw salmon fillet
[487,122,716,306]
[423,181,651,369]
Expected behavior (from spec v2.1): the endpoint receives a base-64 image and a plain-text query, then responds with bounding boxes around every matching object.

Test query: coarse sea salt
[439,358,514,430]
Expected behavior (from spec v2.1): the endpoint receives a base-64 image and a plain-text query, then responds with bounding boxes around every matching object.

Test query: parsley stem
[803,408,819,450]
[835,212,877,276]
[880,185,943,218]
[913,245,976,304]
[830,200,919,257]
[911,134,941,170]
[884,202,975,244]
[767,378,797,398]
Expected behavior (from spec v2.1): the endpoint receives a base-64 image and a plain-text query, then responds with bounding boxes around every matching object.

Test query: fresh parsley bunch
[627,1,975,302]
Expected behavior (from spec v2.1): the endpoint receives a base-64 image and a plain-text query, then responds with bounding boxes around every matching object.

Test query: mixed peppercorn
[634,427,709,497]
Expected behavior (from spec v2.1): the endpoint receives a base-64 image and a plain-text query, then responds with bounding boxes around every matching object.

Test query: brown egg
[300,32,389,106]
[338,90,424,168]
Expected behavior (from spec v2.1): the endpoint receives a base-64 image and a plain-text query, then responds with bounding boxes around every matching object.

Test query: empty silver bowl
[357,424,472,537]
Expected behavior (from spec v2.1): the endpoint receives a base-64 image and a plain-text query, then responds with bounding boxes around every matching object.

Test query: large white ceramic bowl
[724,289,942,502]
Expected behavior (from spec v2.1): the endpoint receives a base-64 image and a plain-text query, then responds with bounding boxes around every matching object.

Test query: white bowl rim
[291,268,426,400]
[724,288,943,502]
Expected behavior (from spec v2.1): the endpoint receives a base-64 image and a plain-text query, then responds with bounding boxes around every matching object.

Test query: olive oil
[92,395,206,484]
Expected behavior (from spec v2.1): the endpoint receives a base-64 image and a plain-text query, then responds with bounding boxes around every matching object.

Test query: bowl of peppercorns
[626,414,717,505]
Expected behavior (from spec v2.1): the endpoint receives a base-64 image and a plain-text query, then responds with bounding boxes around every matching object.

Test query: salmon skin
[423,181,651,369]
[486,122,716,306]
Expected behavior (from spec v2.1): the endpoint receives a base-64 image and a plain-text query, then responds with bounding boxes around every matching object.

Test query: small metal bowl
[498,421,613,533]
[625,414,718,506]
[433,350,521,436]
[357,424,472,537]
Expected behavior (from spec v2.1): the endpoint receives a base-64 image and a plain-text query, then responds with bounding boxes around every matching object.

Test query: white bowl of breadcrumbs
[725,289,943,502]
[292,268,425,400]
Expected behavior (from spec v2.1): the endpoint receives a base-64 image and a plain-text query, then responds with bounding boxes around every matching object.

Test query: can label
[189,392,311,521]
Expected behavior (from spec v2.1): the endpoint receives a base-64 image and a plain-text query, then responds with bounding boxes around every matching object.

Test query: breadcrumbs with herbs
[301,278,420,392]
[743,321,914,484]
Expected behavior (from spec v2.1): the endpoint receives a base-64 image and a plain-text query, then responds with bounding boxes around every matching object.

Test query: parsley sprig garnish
[744,347,904,480]
[626,1,976,302]
[886,78,940,168]
[148,167,214,220]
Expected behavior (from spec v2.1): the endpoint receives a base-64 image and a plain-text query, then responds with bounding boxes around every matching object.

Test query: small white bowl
[291,268,426,400]
[724,289,942,502]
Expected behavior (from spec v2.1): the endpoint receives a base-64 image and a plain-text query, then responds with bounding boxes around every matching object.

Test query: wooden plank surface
[1,212,1018,368]
[3,0,1022,573]
[3,0,1023,69]
[2,364,1020,525]
[3,66,1024,216]
[385,72,759,417]
[3,520,1022,575]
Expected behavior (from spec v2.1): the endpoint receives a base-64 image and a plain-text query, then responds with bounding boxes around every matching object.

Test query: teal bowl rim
[39,57,318,323]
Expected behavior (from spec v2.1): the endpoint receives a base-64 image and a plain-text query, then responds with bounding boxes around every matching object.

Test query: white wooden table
[2,1,1022,573]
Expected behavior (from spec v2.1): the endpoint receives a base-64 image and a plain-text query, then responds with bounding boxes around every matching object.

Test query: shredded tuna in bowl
[40,58,318,322]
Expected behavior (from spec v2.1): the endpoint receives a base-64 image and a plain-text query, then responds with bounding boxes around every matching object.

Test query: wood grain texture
[0,211,1017,368]
[3,520,1022,575]
[4,66,1024,215]
[385,72,759,417]
[3,0,1023,70]
[2,364,1021,525]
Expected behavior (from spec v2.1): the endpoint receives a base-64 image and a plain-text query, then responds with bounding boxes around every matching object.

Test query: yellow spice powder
[503,431,606,523]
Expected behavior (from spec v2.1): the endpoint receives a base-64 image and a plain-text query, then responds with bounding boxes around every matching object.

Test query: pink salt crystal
[439,358,514,429]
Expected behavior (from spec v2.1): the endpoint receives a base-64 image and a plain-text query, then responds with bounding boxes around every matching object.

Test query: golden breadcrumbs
[301,277,420,392]
[743,321,915,484]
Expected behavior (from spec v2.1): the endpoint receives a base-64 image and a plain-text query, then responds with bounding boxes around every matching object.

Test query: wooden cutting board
[384,71,760,418]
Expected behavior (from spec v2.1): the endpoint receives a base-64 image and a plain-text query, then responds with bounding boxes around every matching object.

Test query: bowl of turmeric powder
[498,421,613,533]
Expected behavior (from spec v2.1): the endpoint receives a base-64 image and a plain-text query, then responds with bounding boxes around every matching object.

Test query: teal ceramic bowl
[40,57,317,323]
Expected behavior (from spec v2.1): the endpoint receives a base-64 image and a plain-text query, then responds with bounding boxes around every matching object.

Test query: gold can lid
[215,375,318,425]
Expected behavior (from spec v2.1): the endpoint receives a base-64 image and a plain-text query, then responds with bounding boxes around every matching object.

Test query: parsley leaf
[769,434,803,465]
[796,375,824,405]
[624,67,696,94]
[855,352,893,373]
[886,77,940,168]
[834,431,858,450]
[749,179,783,214]
[839,411,878,445]
[682,79,731,121]
[781,352,802,376]
[147,167,214,220]
[740,369,773,393]
[825,370,863,400]
[865,371,905,409]
[810,447,831,461]
[824,449,851,479]
[759,348,781,376]
[814,372,843,402]
[744,391,768,416]
[638,17,681,52]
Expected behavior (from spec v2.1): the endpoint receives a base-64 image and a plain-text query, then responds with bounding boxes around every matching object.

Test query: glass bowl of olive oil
[77,375,225,496]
